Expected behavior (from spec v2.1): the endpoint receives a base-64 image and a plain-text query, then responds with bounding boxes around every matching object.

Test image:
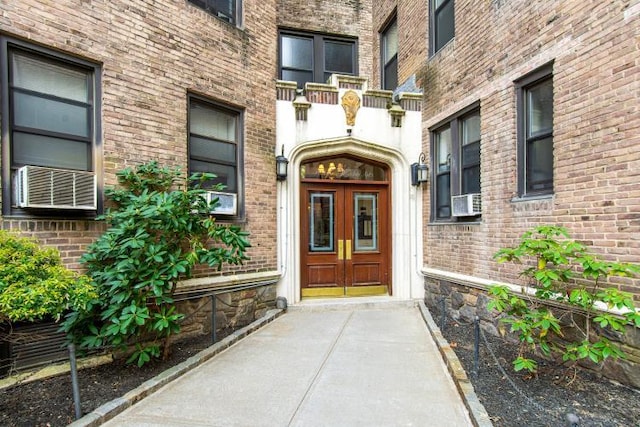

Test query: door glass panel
[309,193,334,252]
[354,193,377,251]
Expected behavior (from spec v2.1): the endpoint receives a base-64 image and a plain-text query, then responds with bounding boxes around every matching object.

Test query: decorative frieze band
[275,80,297,101]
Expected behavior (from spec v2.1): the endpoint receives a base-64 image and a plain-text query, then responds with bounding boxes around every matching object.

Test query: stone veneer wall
[424,277,640,389]
[176,284,278,341]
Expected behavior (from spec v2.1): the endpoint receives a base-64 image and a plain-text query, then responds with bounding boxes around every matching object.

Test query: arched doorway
[299,155,391,298]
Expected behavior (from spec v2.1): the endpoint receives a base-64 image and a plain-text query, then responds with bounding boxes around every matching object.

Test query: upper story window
[188,0,242,26]
[516,64,554,197]
[431,105,481,221]
[279,30,357,89]
[431,0,455,54]
[188,95,244,218]
[1,37,101,215]
[381,18,398,90]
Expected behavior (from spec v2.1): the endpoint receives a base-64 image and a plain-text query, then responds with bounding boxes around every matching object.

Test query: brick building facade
[1,0,278,275]
[413,1,640,299]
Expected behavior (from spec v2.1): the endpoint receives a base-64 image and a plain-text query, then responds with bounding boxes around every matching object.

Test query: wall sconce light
[276,146,289,181]
[411,153,429,186]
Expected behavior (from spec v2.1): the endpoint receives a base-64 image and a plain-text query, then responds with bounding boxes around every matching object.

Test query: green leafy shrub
[488,225,640,373]
[62,162,250,366]
[0,230,96,323]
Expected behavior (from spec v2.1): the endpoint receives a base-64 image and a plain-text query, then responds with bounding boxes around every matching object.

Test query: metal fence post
[473,316,480,377]
[68,343,82,420]
[211,295,217,344]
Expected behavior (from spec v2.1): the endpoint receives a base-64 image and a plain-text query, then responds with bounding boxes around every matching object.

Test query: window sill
[511,193,554,203]
[428,218,482,226]
[429,38,455,60]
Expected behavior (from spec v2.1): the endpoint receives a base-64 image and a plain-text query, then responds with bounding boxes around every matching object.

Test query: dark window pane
[190,159,237,192]
[324,41,354,74]
[462,165,481,194]
[383,21,398,62]
[188,0,237,24]
[12,53,88,102]
[283,69,314,88]
[436,173,451,218]
[14,92,89,137]
[190,101,236,142]
[212,0,235,21]
[281,36,313,69]
[436,127,451,173]
[383,55,398,90]
[461,140,480,194]
[435,0,454,52]
[527,79,553,138]
[13,132,89,170]
[190,137,236,164]
[310,193,334,252]
[526,136,553,192]
[461,140,480,168]
[461,113,480,145]
[188,98,240,193]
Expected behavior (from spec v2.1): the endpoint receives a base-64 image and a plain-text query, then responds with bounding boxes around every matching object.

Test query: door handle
[346,239,352,260]
[338,239,344,260]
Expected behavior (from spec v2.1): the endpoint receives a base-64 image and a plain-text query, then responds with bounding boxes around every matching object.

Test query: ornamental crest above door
[341,90,360,126]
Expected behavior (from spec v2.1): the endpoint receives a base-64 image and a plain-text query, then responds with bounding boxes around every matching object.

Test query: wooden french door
[301,182,390,297]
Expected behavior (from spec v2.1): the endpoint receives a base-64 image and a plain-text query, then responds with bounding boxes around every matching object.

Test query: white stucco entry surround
[275,78,425,304]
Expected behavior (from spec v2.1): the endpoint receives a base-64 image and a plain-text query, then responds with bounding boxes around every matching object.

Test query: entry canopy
[301,157,386,181]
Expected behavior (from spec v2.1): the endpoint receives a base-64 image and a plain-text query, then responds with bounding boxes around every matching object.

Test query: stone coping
[67,308,285,427]
[423,267,639,317]
[418,300,493,427]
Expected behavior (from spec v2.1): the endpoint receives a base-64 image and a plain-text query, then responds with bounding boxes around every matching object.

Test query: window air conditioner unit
[16,166,97,210]
[451,193,481,217]
[205,191,237,215]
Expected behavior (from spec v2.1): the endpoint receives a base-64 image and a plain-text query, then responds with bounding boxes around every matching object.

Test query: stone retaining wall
[176,284,278,341]
[424,277,640,388]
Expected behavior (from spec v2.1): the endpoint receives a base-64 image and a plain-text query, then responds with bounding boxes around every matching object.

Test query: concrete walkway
[102,300,473,427]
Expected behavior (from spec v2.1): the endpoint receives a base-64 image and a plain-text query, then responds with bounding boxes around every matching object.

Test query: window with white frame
[1,37,100,215]
[381,17,398,90]
[431,106,481,221]
[516,64,553,196]
[188,95,243,216]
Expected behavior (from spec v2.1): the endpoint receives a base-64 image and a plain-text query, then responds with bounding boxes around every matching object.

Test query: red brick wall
[0,0,278,276]
[420,1,640,298]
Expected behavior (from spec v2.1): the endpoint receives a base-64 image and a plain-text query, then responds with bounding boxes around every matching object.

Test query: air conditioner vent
[16,166,97,210]
[451,193,481,217]
[205,191,237,215]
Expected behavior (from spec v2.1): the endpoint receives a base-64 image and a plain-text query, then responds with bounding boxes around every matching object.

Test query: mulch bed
[440,315,640,427]
[0,334,213,427]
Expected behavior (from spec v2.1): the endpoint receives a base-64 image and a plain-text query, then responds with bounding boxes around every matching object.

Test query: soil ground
[440,315,640,427]
[1,314,639,427]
